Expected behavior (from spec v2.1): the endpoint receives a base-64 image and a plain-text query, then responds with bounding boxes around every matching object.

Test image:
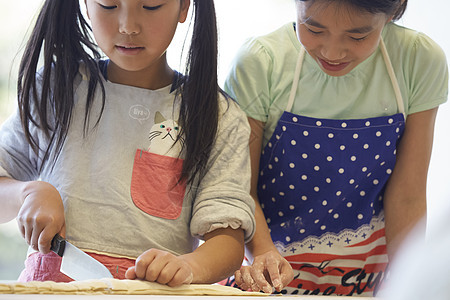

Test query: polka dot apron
[258,39,406,296]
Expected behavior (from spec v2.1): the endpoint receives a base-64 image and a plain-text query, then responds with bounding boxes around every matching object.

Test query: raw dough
[0,278,266,296]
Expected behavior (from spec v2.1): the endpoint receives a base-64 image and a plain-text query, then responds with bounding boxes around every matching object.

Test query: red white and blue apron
[258,40,406,296]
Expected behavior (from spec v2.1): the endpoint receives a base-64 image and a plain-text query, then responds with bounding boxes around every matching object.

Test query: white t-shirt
[0,67,255,259]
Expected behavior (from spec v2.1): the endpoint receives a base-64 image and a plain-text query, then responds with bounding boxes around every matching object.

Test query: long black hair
[177,0,220,185]
[298,0,408,21]
[17,0,220,185]
[18,0,104,172]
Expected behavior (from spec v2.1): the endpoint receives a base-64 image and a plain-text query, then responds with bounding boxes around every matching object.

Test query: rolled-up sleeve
[190,97,256,242]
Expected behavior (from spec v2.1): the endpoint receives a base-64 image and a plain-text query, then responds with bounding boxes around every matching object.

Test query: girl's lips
[115,45,144,55]
[318,57,350,72]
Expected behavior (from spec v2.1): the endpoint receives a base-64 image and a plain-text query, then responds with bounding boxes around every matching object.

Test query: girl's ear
[385,15,394,24]
[386,0,403,25]
[179,0,190,24]
[387,0,405,23]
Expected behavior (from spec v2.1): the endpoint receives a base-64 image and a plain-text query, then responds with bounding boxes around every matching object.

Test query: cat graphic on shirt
[147,111,183,158]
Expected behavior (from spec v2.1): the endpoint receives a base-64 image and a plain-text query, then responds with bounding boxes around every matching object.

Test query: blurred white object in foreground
[380,201,450,300]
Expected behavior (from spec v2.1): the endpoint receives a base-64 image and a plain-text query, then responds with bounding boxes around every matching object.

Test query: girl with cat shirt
[0,0,255,286]
[225,0,448,296]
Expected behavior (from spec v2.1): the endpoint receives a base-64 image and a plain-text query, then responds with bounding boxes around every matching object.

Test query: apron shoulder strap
[379,39,406,120]
[286,47,306,113]
[287,39,406,120]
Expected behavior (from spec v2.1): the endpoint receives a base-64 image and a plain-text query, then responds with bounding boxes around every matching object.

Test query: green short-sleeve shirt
[225,22,448,147]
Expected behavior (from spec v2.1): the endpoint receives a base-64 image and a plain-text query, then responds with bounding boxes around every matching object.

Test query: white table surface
[0,280,377,299]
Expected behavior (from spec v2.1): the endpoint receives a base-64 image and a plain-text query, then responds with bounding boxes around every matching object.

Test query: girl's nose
[119,11,140,35]
[320,41,346,61]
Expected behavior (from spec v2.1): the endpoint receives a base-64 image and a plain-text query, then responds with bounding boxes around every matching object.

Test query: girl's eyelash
[306,26,367,42]
[351,36,368,42]
[304,24,368,42]
[97,4,162,10]
[306,27,323,35]
[143,5,162,11]
[99,4,117,9]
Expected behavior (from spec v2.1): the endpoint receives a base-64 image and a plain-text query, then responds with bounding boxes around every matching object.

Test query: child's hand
[16,181,65,254]
[234,250,294,293]
[125,249,193,287]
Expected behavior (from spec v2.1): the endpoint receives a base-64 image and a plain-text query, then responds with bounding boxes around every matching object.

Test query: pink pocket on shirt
[130,150,186,219]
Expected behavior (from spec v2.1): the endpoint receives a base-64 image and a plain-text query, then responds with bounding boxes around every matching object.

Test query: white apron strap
[286,39,405,120]
[286,46,306,112]
[379,38,406,120]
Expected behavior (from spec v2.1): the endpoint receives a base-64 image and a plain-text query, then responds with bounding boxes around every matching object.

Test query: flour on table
[0,279,267,296]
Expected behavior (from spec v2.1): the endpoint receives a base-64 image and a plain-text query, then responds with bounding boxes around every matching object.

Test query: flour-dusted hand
[125,249,193,287]
[16,181,65,254]
[234,250,293,293]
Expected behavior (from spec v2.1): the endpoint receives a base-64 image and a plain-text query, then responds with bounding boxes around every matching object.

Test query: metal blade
[60,240,113,281]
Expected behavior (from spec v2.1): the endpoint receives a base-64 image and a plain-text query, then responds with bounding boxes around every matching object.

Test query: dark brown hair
[298,0,408,21]
[17,0,221,185]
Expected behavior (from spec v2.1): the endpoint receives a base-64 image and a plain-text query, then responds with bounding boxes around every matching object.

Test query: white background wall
[0,0,448,279]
